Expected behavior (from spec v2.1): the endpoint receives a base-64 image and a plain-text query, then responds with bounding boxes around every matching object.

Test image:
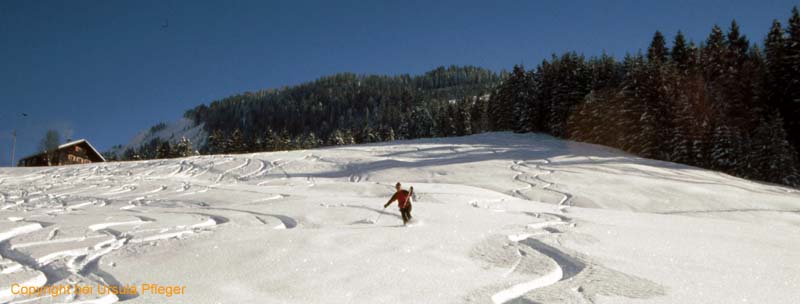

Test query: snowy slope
[0,132,798,303]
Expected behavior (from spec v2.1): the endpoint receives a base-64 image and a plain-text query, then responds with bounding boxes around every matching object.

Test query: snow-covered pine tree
[278,129,292,150]
[637,109,660,159]
[435,105,457,137]
[363,126,379,143]
[667,32,697,163]
[343,129,356,145]
[379,125,396,141]
[646,31,677,160]
[669,86,695,163]
[303,132,321,149]
[328,129,346,146]
[408,107,434,138]
[546,53,590,138]
[751,113,800,186]
[488,65,526,132]
[264,128,279,151]
[616,54,645,153]
[617,53,660,157]
[229,129,245,154]
[253,136,264,152]
[471,96,490,134]
[710,122,749,174]
[721,21,756,128]
[175,137,195,157]
[207,129,226,155]
[455,98,473,136]
[510,65,532,133]
[397,121,410,140]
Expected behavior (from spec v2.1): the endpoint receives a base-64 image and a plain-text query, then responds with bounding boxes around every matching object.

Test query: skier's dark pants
[400,204,412,224]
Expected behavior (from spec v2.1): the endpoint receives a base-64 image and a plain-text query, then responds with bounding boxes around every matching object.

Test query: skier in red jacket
[384,182,414,225]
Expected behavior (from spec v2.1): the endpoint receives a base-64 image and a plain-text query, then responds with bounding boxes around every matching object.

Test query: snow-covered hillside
[112,118,206,156]
[0,132,798,303]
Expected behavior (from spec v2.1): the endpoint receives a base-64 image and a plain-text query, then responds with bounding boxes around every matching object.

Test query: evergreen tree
[123,147,137,161]
[726,21,749,65]
[397,121,410,140]
[156,141,172,159]
[435,105,457,137]
[671,31,690,71]
[343,129,356,145]
[719,21,757,129]
[208,130,226,154]
[278,129,292,150]
[545,53,591,137]
[589,53,622,90]
[328,129,346,146]
[407,107,435,138]
[289,135,303,150]
[489,65,529,131]
[511,66,533,133]
[616,54,651,155]
[305,132,322,148]
[264,128,278,151]
[764,19,787,114]
[381,126,396,141]
[229,129,245,153]
[710,123,746,174]
[647,31,669,63]
[361,126,380,143]
[703,25,727,81]
[455,98,473,136]
[471,96,490,133]
[175,137,195,157]
[751,113,800,185]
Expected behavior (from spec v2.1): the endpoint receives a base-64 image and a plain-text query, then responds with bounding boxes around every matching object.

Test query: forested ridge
[120,7,800,188]
[188,65,501,148]
[120,65,502,159]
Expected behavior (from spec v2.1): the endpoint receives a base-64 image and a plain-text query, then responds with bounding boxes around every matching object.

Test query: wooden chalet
[18,139,106,167]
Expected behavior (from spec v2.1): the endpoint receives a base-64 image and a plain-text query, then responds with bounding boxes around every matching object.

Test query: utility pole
[10,129,16,167]
[10,113,27,167]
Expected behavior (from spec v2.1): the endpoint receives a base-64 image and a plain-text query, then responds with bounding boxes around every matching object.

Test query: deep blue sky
[1,0,797,165]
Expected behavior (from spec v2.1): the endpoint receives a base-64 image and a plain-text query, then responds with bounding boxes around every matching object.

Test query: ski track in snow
[0,209,226,302]
[0,222,132,303]
[214,158,251,184]
[0,156,288,303]
[238,159,269,180]
[494,158,583,303]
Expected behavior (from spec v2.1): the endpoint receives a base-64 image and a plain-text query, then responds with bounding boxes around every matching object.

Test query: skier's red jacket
[390,190,411,209]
